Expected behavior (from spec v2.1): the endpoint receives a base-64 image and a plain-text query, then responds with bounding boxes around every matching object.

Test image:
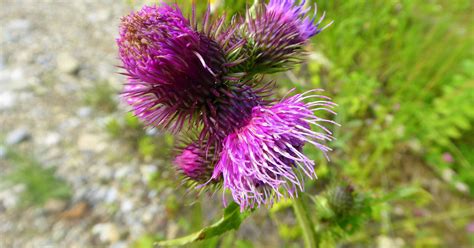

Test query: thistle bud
[244,0,330,73]
[328,185,355,215]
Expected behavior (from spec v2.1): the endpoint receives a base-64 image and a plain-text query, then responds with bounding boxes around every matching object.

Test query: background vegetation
[155,0,474,246]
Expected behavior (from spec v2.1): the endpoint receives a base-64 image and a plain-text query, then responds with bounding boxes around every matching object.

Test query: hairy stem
[293,196,319,248]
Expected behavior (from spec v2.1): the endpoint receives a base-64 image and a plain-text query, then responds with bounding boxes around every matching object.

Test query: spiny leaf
[155,202,252,247]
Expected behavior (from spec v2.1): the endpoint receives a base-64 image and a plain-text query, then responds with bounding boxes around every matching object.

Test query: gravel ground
[0,1,171,247]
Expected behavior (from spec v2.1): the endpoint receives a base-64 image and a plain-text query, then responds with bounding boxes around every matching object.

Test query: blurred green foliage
[83,80,118,113]
[1,150,71,207]
[123,0,474,246]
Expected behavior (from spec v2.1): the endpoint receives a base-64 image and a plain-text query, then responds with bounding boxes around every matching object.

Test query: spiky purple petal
[118,5,229,132]
[266,0,325,40]
[243,0,328,73]
[212,90,337,210]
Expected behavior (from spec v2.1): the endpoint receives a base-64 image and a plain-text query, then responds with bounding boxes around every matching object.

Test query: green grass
[301,0,474,245]
[1,150,71,207]
[83,81,118,113]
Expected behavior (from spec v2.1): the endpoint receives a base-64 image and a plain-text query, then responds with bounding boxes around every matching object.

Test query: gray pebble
[0,146,6,159]
[57,53,79,75]
[5,128,31,145]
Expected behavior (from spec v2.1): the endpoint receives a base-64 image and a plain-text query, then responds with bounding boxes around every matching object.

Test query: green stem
[293,196,319,248]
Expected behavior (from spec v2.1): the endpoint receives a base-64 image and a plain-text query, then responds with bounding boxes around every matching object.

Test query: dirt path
[0,1,171,247]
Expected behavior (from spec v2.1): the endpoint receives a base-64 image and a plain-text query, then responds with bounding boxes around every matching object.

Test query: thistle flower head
[118,4,228,132]
[244,0,329,73]
[174,142,215,183]
[211,90,337,210]
[117,3,337,211]
[266,0,324,40]
[198,82,274,146]
[118,5,194,78]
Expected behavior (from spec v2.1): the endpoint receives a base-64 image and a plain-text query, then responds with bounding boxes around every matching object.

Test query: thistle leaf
[155,202,252,246]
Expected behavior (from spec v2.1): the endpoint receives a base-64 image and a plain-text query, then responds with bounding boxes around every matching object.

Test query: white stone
[92,223,120,243]
[6,128,31,145]
[120,200,134,213]
[44,199,67,213]
[78,134,106,152]
[105,187,118,203]
[77,107,92,117]
[377,236,405,248]
[0,92,16,110]
[43,132,61,146]
[57,53,79,74]
[0,146,6,159]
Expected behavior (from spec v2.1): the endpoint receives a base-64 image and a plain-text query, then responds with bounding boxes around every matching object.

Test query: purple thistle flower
[244,0,330,73]
[118,5,230,132]
[172,82,274,185]
[198,82,274,146]
[266,0,325,40]
[174,142,216,183]
[211,90,337,210]
[116,3,338,210]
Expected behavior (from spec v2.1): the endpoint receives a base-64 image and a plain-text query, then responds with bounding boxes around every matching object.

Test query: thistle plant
[117,0,336,246]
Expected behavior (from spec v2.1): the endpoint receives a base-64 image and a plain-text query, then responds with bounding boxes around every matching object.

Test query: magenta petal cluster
[117,2,336,210]
[266,0,325,40]
[244,0,329,73]
[118,5,227,132]
[174,142,215,182]
[211,91,337,209]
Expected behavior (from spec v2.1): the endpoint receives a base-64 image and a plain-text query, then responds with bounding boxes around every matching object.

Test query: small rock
[43,132,61,146]
[0,146,6,159]
[4,19,31,42]
[120,200,134,213]
[44,199,67,213]
[0,91,16,110]
[114,166,132,179]
[6,19,31,33]
[407,139,422,153]
[147,190,158,199]
[0,68,29,90]
[78,134,106,152]
[377,236,404,248]
[145,127,158,136]
[141,211,153,224]
[77,107,92,117]
[6,128,31,145]
[0,54,4,70]
[105,187,118,203]
[166,222,179,239]
[59,117,81,131]
[442,169,454,182]
[88,9,111,22]
[111,241,128,248]
[88,186,107,203]
[140,165,157,183]
[455,182,469,193]
[141,206,159,224]
[60,201,89,219]
[92,223,121,244]
[57,53,79,74]
[0,184,25,211]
